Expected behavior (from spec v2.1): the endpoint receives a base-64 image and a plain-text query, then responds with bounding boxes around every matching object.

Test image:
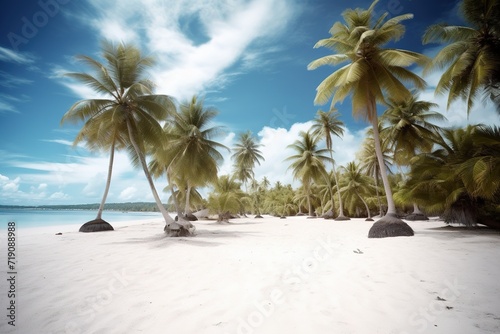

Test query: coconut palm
[68,113,127,231]
[207,175,246,222]
[308,0,428,237]
[315,170,338,218]
[340,162,375,220]
[232,131,264,190]
[380,93,445,219]
[164,96,228,221]
[404,125,500,229]
[310,109,348,220]
[422,0,500,115]
[61,41,176,232]
[285,131,332,216]
[358,130,393,217]
[263,183,296,217]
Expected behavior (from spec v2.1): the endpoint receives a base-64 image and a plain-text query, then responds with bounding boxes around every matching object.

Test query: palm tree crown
[61,41,176,231]
[381,93,445,165]
[422,0,500,114]
[232,131,264,186]
[310,109,348,219]
[308,0,427,236]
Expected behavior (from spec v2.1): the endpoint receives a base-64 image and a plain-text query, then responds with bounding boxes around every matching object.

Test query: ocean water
[0,209,163,229]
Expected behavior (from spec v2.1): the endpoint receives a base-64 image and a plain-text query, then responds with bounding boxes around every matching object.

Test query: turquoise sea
[0,209,163,229]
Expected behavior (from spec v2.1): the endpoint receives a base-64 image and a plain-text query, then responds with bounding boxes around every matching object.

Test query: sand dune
[1,216,499,334]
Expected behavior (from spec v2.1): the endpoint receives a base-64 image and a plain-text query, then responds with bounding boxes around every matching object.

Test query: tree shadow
[417,225,500,240]
[106,228,258,248]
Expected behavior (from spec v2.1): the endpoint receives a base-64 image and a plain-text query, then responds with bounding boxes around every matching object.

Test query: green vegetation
[60,0,500,237]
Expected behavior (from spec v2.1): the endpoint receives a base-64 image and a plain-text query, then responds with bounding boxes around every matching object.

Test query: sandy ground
[1,216,499,334]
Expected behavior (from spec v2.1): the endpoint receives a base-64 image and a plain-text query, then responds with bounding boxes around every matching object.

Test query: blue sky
[1,0,499,206]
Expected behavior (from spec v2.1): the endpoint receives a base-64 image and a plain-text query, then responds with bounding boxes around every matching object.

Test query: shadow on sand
[417,225,500,240]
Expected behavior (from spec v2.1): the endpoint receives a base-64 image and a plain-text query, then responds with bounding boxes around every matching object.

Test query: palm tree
[232,131,265,191]
[263,183,296,217]
[358,131,393,217]
[285,131,332,216]
[315,170,338,218]
[310,109,349,220]
[422,0,500,115]
[404,125,500,229]
[207,175,246,222]
[380,93,446,219]
[68,113,127,231]
[308,0,428,237]
[340,162,375,221]
[164,96,228,221]
[61,41,176,232]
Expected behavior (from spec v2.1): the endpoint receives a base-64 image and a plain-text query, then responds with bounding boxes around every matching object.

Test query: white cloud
[119,186,138,201]
[0,46,35,64]
[49,191,69,200]
[419,49,500,129]
[61,0,299,101]
[216,120,363,189]
[2,177,20,192]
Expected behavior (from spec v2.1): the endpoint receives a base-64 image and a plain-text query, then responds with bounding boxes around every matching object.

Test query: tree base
[164,220,196,237]
[405,213,429,221]
[255,215,264,219]
[368,215,414,238]
[335,216,351,221]
[365,218,374,221]
[321,210,335,219]
[295,212,306,216]
[79,219,114,232]
[184,213,198,221]
[280,216,287,219]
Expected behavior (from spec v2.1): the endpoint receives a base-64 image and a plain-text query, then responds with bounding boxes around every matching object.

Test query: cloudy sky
[1,0,499,206]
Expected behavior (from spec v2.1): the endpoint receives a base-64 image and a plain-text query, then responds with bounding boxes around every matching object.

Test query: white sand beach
[1,216,499,334]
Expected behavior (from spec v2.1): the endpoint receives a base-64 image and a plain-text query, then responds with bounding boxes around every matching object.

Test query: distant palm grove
[62,0,500,237]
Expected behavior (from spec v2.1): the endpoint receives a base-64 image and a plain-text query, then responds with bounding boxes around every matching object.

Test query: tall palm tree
[405,125,500,229]
[163,96,228,221]
[315,170,338,217]
[261,177,271,191]
[232,131,265,191]
[69,112,127,231]
[61,41,176,232]
[340,162,375,221]
[380,93,445,219]
[285,131,332,216]
[207,175,246,222]
[422,0,500,115]
[310,109,348,220]
[358,130,393,217]
[308,0,428,237]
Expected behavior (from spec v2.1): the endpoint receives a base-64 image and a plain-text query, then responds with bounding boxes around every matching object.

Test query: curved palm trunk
[306,184,313,216]
[330,156,349,220]
[184,181,192,216]
[126,119,174,225]
[370,116,397,216]
[166,168,182,216]
[330,165,341,213]
[412,203,423,214]
[96,139,115,220]
[374,171,384,217]
[367,99,414,238]
[356,191,372,220]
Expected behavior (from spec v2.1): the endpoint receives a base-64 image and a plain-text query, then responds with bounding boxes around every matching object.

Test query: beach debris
[353,248,364,254]
[446,306,453,310]
[436,296,446,301]
[55,232,62,235]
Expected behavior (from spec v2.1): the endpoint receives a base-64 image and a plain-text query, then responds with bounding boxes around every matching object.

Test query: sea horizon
[0,208,164,229]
